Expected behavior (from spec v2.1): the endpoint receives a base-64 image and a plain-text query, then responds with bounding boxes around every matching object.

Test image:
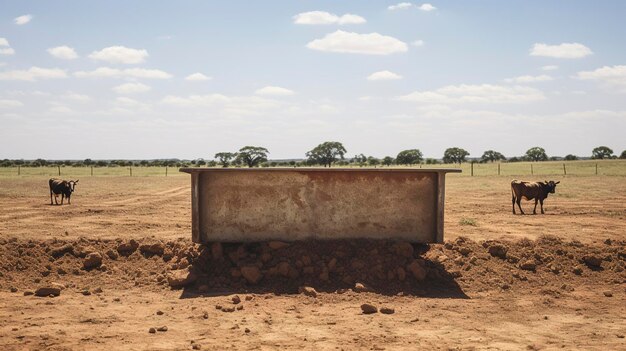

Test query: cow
[49,178,79,205]
[511,180,560,215]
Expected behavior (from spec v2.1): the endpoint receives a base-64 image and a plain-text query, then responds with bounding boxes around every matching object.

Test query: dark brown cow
[49,178,79,205]
[511,180,560,215]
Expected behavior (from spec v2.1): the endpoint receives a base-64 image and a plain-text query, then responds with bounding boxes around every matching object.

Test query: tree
[367,156,380,166]
[214,152,237,168]
[481,150,506,163]
[620,150,626,159]
[305,141,347,167]
[591,146,614,160]
[235,146,269,168]
[395,149,423,165]
[443,147,469,164]
[525,147,548,162]
[353,154,367,166]
[564,154,578,161]
[382,156,394,166]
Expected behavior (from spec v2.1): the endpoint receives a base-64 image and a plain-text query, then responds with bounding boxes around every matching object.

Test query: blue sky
[1,1,625,159]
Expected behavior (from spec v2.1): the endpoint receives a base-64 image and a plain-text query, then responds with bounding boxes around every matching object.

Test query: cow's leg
[54,193,59,205]
[50,190,53,205]
[516,198,525,215]
[533,199,538,215]
[512,194,516,214]
[68,196,71,205]
[61,194,64,205]
[540,198,545,214]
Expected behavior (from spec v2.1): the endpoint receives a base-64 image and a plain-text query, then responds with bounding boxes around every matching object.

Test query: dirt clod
[488,244,508,259]
[380,307,395,314]
[361,303,378,314]
[241,266,262,284]
[299,286,318,298]
[83,252,103,270]
[34,287,61,297]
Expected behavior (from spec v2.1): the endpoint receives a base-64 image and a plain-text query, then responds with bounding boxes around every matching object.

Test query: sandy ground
[0,174,625,350]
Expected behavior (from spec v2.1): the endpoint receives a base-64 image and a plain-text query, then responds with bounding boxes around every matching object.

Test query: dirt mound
[0,236,624,297]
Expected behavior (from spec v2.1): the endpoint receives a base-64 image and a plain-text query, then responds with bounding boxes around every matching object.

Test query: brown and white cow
[49,178,79,205]
[511,180,559,215]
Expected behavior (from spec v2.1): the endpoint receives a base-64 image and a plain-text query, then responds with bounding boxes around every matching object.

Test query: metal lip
[179,167,462,174]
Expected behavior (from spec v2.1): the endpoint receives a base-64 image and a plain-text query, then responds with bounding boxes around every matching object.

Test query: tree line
[1,144,624,168]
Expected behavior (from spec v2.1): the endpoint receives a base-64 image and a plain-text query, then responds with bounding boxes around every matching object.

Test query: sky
[1,0,625,160]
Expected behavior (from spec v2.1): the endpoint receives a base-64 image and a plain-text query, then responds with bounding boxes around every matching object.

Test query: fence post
[18,166,20,176]
[595,163,598,175]
[531,164,534,175]
[58,165,61,176]
[498,163,501,176]
[563,163,566,175]
[91,166,93,176]
[471,162,474,176]
[166,166,168,177]
[130,166,133,177]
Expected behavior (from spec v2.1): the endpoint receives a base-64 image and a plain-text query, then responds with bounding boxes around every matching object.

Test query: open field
[1,173,625,350]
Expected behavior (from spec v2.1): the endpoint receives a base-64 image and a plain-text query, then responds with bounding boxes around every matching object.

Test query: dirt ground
[0,174,625,350]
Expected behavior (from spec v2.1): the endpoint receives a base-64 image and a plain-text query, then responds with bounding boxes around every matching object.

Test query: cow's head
[544,180,560,193]
[69,179,79,192]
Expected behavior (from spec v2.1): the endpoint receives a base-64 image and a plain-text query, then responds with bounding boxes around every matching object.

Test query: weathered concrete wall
[180,169,460,243]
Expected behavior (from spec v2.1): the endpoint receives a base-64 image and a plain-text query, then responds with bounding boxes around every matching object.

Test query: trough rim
[179,167,462,174]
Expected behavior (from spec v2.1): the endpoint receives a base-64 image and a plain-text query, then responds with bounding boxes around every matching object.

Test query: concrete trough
[180,168,461,244]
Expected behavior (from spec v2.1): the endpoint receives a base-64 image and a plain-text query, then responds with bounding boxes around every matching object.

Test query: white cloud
[74,67,172,79]
[0,48,15,55]
[504,74,553,83]
[396,84,546,104]
[160,94,283,116]
[367,70,403,81]
[0,99,24,108]
[47,46,78,60]
[112,82,152,94]
[293,11,366,25]
[0,67,67,81]
[254,86,295,96]
[418,3,437,11]
[541,65,559,71]
[412,40,425,47]
[0,38,15,55]
[575,65,626,90]
[530,43,592,59]
[306,30,408,55]
[388,3,413,10]
[88,46,149,64]
[62,93,91,102]
[14,14,33,25]
[185,73,212,81]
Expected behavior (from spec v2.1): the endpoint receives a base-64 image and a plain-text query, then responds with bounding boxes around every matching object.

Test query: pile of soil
[0,236,624,297]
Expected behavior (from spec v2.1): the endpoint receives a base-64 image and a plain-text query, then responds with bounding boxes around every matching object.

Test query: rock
[299,286,318,298]
[236,305,243,310]
[202,312,209,319]
[232,295,241,304]
[406,259,427,281]
[156,310,164,315]
[245,295,253,301]
[149,327,156,334]
[268,241,289,250]
[392,242,414,258]
[50,244,74,258]
[140,243,165,256]
[167,269,198,288]
[327,258,337,271]
[458,247,472,256]
[23,291,34,296]
[603,291,613,297]
[81,290,91,296]
[93,287,103,294]
[380,307,395,314]
[35,287,61,297]
[105,249,118,260]
[572,266,583,275]
[301,255,312,266]
[210,243,223,260]
[156,326,168,332]
[240,266,262,284]
[354,282,371,293]
[488,244,508,259]
[10,287,17,293]
[245,328,250,333]
[221,306,236,313]
[361,303,378,314]
[520,260,537,271]
[192,344,201,350]
[117,240,139,256]
[582,255,602,268]
[260,252,272,263]
[83,252,103,270]
[277,262,290,277]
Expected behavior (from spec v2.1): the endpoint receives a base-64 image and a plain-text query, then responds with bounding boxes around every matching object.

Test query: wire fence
[0,160,624,178]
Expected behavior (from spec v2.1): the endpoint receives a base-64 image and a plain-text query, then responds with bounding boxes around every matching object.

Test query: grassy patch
[459,217,478,226]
